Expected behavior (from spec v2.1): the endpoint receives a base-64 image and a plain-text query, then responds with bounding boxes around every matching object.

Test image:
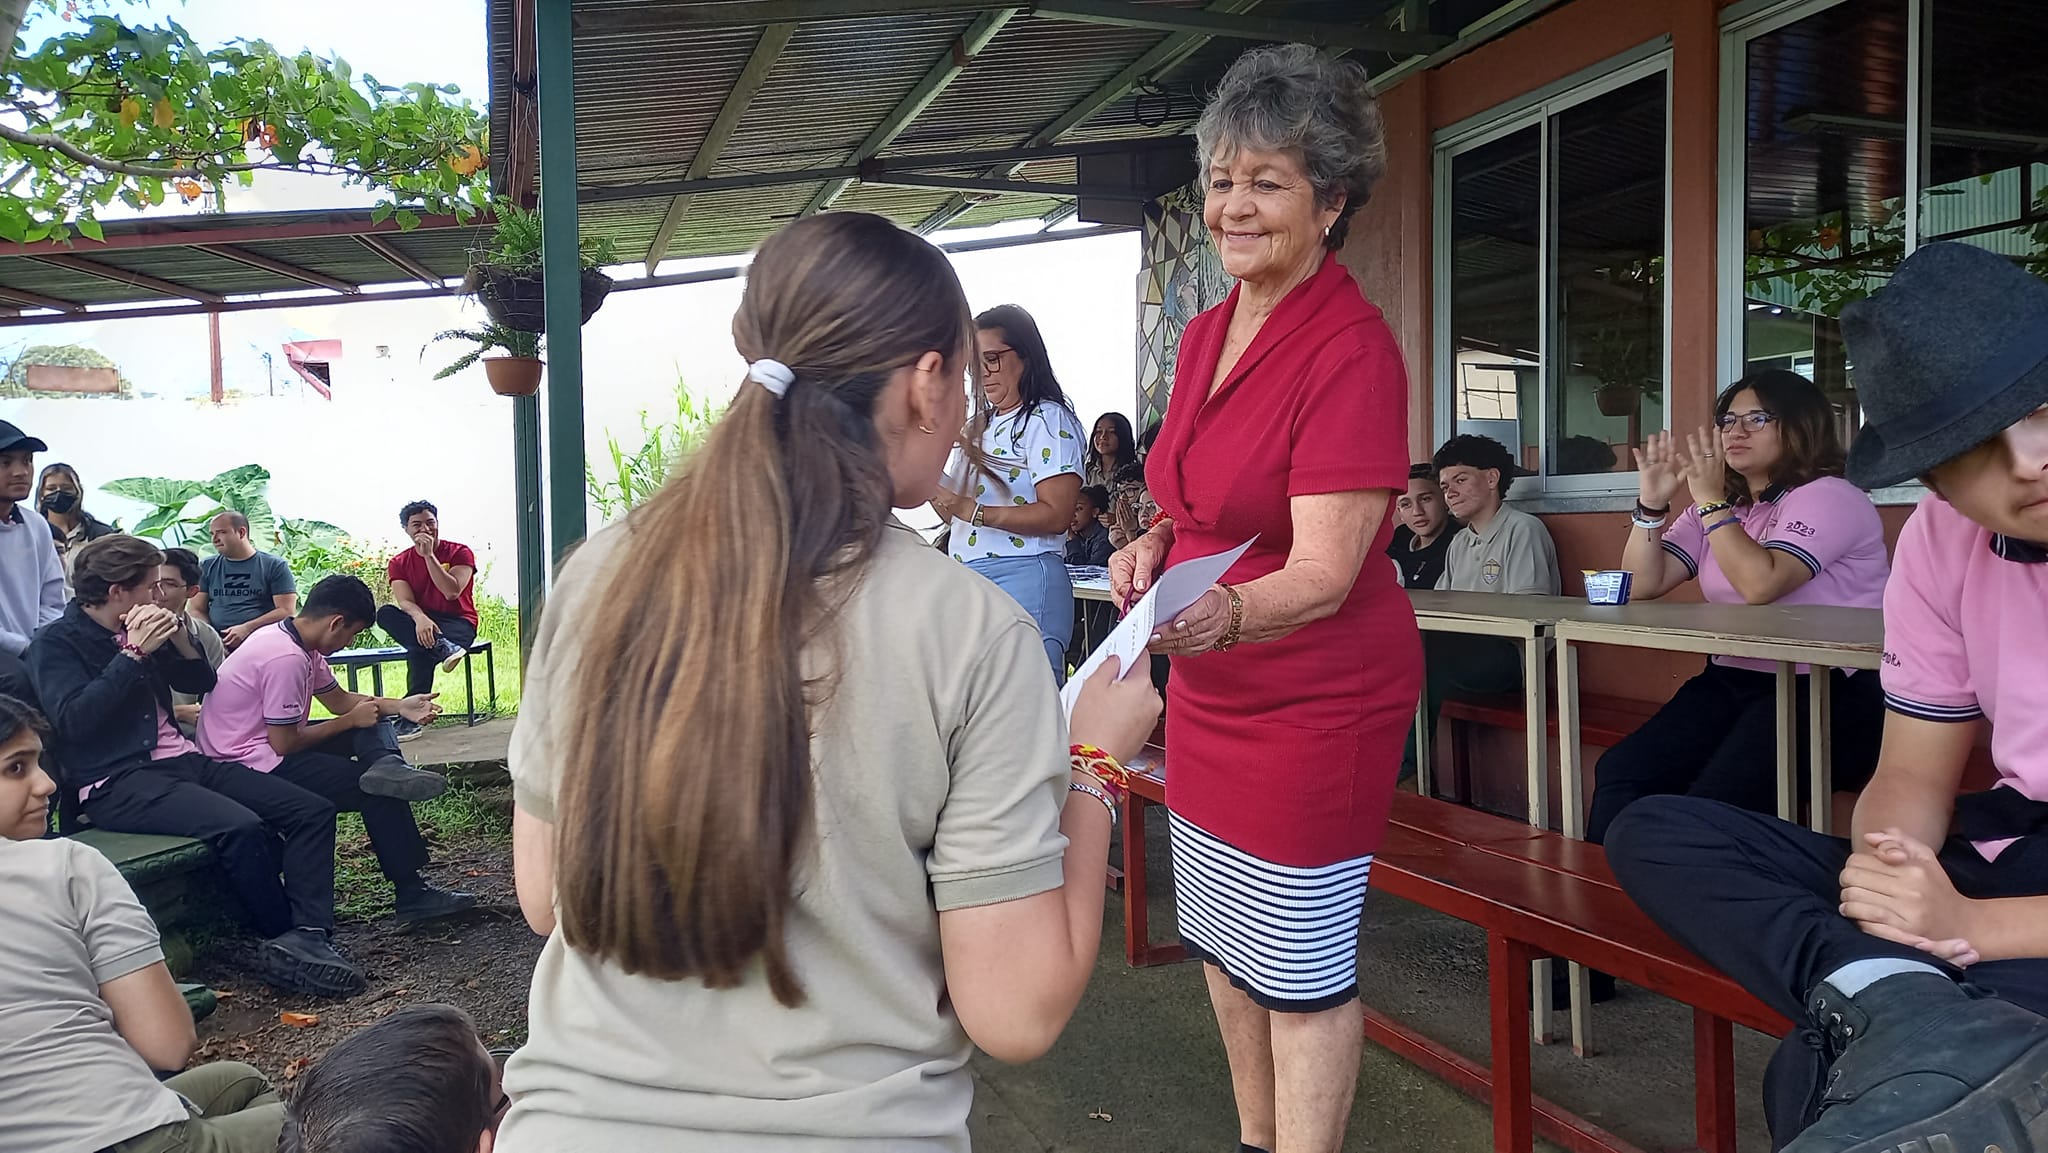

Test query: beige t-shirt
[499,519,1071,1153]
[0,838,189,1153]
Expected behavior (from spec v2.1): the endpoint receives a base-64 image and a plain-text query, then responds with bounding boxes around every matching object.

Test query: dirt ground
[183,799,539,1085]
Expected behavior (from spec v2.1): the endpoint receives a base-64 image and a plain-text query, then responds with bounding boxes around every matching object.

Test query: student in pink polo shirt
[200,575,475,933]
[1606,242,2048,1153]
[1591,369,1890,846]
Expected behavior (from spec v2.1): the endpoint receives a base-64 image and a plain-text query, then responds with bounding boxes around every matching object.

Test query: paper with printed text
[1059,536,1256,718]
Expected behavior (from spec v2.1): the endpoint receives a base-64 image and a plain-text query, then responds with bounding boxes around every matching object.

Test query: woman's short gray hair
[1195,44,1386,251]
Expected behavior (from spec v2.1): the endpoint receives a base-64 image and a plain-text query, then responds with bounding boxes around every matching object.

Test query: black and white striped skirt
[1169,811,1373,1012]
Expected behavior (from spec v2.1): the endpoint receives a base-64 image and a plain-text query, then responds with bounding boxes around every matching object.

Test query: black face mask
[42,490,78,515]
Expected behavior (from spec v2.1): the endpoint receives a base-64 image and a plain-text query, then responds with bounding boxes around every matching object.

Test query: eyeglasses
[150,578,188,593]
[979,347,1013,371]
[1715,410,1778,432]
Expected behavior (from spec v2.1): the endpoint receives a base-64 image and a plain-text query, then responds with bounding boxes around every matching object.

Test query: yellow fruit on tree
[152,98,175,129]
[119,97,142,127]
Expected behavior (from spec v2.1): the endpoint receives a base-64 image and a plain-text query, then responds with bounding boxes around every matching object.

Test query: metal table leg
[1775,662,1796,822]
[1808,668,1833,833]
[1522,629,1556,1048]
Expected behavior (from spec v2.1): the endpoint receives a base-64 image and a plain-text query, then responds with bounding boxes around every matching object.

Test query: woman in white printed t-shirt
[930,304,1087,681]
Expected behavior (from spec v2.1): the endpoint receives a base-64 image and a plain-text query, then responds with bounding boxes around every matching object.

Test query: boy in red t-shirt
[375,501,478,738]
[1607,242,2048,1152]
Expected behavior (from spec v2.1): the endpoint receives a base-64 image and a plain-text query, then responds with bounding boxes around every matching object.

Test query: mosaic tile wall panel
[1136,183,1230,433]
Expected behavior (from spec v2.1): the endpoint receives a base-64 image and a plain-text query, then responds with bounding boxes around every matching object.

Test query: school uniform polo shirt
[1436,504,1561,595]
[1659,477,1891,672]
[1880,495,2048,858]
[197,621,338,774]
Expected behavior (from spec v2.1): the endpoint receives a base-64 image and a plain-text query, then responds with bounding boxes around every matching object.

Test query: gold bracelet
[1211,584,1245,652]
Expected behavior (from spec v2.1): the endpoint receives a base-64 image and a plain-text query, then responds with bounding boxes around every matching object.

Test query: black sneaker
[1784,972,2048,1152]
[358,755,448,802]
[391,717,425,742]
[393,882,479,929]
[433,637,465,672]
[259,928,366,998]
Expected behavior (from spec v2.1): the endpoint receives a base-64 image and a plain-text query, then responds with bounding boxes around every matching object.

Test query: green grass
[333,784,511,922]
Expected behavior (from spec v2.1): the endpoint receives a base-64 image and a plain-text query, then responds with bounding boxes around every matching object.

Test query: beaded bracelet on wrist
[1068,780,1116,821]
[1696,500,1733,518]
[1071,743,1131,806]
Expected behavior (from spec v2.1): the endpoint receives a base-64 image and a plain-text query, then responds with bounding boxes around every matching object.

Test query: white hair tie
[748,358,794,398]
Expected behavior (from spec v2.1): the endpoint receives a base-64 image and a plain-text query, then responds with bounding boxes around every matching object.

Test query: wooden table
[1408,591,1586,1044]
[1071,573,1114,603]
[1549,599,1881,1052]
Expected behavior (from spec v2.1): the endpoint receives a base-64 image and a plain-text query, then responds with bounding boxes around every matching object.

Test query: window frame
[1432,45,1676,497]
[1718,0,1940,504]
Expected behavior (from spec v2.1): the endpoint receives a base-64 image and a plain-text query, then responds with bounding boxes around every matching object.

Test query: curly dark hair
[1431,434,1520,499]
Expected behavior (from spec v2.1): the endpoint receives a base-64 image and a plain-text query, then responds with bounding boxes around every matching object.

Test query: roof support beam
[0,284,86,313]
[866,173,1150,199]
[354,235,446,287]
[0,212,476,258]
[581,136,1189,203]
[576,0,989,35]
[798,8,1017,220]
[28,254,223,303]
[645,23,796,272]
[196,244,360,294]
[1032,0,1444,54]
[918,0,1261,233]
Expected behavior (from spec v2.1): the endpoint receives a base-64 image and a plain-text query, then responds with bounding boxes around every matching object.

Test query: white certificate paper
[1059,536,1256,718]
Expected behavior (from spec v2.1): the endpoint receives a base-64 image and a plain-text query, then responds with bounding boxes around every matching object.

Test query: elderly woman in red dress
[1109,45,1419,1153]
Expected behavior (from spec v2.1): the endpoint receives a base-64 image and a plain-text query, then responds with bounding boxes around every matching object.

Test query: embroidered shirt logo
[1781,519,1819,538]
[1482,558,1503,586]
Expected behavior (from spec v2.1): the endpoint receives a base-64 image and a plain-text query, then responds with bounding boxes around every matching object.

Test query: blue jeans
[968,552,1074,684]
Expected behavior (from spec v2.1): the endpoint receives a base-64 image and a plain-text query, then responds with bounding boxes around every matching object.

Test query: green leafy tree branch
[1,0,490,243]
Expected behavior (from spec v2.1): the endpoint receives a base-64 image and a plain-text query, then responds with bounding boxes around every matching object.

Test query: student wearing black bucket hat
[0,420,65,707]
[1604,242,2048,1153]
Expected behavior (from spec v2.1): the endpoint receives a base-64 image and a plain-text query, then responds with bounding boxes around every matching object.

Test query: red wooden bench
[1119,756,1791,1153]
[1436,692,1661,805]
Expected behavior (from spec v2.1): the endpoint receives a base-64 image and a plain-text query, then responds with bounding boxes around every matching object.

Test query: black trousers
[375,604,477,697]
[81,754,337,937]
[1606,795,2048,1025]
[1586,662,1885,843]
[272,726,427,885]
[1405,633,1524,767]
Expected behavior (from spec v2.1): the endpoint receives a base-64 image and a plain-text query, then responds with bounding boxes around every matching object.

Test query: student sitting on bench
[375,500,480,739]
[0,693,287,1153]
[281,1003,503,1153]
[200,575,475,931]
[157,547,225,738]
[30,535,359,998]
[1403,434,1560,777]
[1606,242,2048,1153]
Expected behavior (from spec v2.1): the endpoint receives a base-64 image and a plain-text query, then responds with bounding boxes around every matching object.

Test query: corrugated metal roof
[489,0,1428,263]
[0,209,490,317]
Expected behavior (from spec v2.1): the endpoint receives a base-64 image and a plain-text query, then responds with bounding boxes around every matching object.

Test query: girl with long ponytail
[499,212,1160,1152]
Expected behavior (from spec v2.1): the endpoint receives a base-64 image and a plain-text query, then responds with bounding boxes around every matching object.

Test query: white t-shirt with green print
[946,401,1087,564]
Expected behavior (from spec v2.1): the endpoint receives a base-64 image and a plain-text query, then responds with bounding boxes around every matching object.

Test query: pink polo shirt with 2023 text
[1881,495,2048,859]
[197,621,338,774]
[1660,476,1890,673]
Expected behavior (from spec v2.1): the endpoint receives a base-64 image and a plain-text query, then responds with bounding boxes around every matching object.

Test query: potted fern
[464,201,618,333]
[427,324,544,397]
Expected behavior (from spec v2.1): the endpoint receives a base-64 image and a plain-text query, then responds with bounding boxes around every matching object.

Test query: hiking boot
[393,881,479,929]
[259,928,366,998]
[358,755,448,802]
[434,637,466,672]
[1783,972,2048,1153]
[391,717,425,742]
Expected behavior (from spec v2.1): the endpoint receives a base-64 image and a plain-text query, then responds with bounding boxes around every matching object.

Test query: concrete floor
[418,723,1777,1151]
[967,816,1780,1153]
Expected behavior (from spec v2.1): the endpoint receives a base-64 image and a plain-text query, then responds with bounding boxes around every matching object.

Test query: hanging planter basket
[483,356,544,397]
[471,266,614,334]
[1595,382,1642,418]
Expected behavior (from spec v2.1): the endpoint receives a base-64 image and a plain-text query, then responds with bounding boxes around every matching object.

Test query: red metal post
[1693,1010,1738,1153]
[207,312,224,404]
[1488,932,1535,1153]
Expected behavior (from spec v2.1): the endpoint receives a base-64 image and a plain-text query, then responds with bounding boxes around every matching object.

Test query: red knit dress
[1148,253,1422,1009]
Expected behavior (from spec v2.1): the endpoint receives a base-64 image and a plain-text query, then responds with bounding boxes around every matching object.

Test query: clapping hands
[1632,428,1731,510]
